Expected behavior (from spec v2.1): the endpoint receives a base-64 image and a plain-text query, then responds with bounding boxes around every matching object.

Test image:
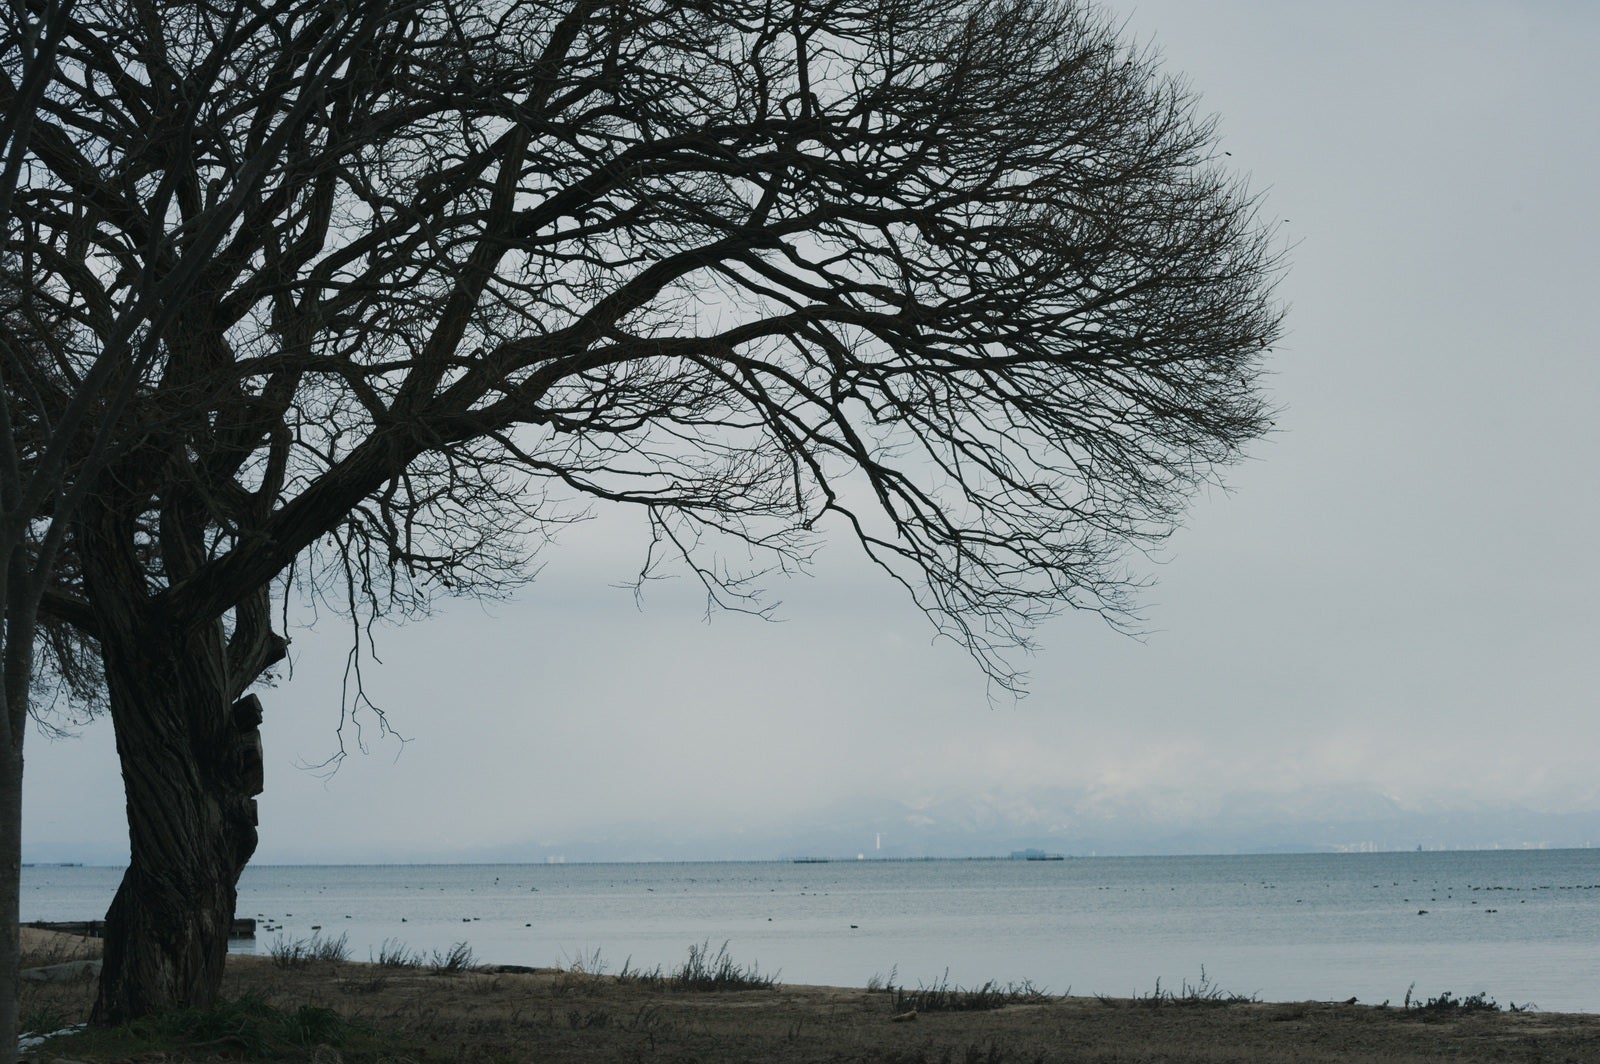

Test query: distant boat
[1025,854,1065,861]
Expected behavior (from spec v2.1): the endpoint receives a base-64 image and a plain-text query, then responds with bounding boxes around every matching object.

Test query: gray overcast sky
[22,0,1600,863]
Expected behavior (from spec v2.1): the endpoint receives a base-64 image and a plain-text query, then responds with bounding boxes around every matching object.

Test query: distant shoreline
[23,845,1599,868]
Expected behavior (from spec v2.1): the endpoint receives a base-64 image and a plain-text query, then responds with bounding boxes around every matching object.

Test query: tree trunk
[1,739,22,1064]
[87,614,264,1024]
[3,582,39,1064]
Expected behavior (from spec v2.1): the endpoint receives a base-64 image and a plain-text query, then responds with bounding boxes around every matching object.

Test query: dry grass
[18,926,101,965]
[16,934,1600,1064]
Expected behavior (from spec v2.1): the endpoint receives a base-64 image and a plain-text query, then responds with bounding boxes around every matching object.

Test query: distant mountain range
[44,785,1597,865]
[491,787,1600,864]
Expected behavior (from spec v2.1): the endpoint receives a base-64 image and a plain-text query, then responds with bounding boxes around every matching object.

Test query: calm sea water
[22,850,1600,1012]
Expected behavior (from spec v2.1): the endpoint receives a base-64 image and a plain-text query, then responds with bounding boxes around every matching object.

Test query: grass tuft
[888,970,1048,1013]
[372,937,425,968]
[1129,968,1257,1008]
[269,931,350,968]
[671,940,778,992]
[429,941,477,974]
[551,947,612,996]
[616,955,668,989]
[552,942,771,993]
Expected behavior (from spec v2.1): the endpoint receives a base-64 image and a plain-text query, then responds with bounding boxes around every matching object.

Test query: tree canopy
[3,0,1282,1027]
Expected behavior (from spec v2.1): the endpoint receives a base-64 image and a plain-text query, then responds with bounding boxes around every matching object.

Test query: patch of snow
[17,1022,86,1052]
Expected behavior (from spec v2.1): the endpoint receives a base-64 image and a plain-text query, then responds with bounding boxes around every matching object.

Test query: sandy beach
[17,928,1600,1062]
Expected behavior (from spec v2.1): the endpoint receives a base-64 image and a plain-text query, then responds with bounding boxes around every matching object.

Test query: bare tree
[0,0,450,1042]
[8,0,1281,1025]
[2,1,126,1054]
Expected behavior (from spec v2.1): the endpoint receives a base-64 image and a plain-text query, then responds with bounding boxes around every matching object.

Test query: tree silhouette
[6,0,1281,1024]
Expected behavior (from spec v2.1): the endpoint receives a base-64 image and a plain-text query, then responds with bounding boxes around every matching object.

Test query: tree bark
[2,577,39,1064]
[86,602,264,1024]
[1,739,22,1063]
